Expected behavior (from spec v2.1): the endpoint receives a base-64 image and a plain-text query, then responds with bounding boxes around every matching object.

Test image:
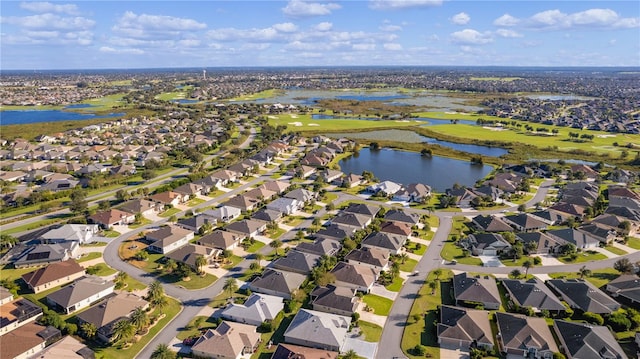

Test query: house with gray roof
[46,276,115,314]
[501,278,565,313]
[605,274,640,306]
[176,213,217,233]
[145,225,194,254]
[576,223,616,244]
[75,292,149,343]
[503,213,548,232]
[266,197,303,215]
[495,312,558,359]
[220,293,284,326]
[295,238,342,257]
[545,228,599,249]
[330,212,371,230]
[529,209,571,225]
[270,250,320,275]
[367,180,402,197]
[553,320,625,359]
[383,209,421,226]
[461,233,511,256]
[437,305,494,350]
[12,242,79,269]
[248,269,306,300]
[191,321,261,359]
[515,232,564,255]
[471,215,514,232]
[40,224,100,244]
[225,219,268,238]
[164,244,218,270]
[361,231,406,255]
[197,230,243,250]
[547,279,620,314]
[453,272,502,310]
[284,188,318,204]
[118,198,164,217]
[342,203,379,218]
[251,208,283,223]
[203,205,241,223]
[283,308,351,352]
[345,247,390,272]
[310,285,359,316]
[314,225,354,241]
[225,194,260,212]
[330,262,378,293]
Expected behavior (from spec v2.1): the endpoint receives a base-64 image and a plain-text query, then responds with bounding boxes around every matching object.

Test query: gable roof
[225,219,267,235]
[284,309,350,350]
[271,343,338,359]
[197,230,241,250]
[453,273,501,308]
[47,276,114,308]
[554,320,625,359]
[383,209,421,226]
[330,212,370,229]
[221,293,284,324]
[362,231,406,252]
[496,312,558,353]
[191,321,260,358]
[76,292,148,330]
[501,278,565,312]
[330,262,378,288]
[502,213,547,230]
[342,203,379,217]
[472,215,514,232]
[437,305,494,347]
[22,260,85,289]
[249,269,306,297]
[546,228,600,248]
[164,244,217,268]
[344,247,390,268]
[88,209,133,226]
[515,232,564,253]
[547,279,620,314]
[310,285,358,315]
[271,250,320,275]
[146,225,193,250]
[296,238,342,257]
[314,224,354,241]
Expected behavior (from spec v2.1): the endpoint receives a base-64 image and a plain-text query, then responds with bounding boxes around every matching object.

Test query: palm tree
[428,280,437,295]
[399,253,409,264]
[111,319,136,344]
[147,281,164,304]
[130,307,150,333]
[578,265,592,279]
[195,255,207,275]
[164,259,177,274]
[510,269,522,279]
[522,260,533,277]
[254,252,264,266]
[151,343,176,359]
[80,322,97,340]
[433,268,442,280]
[340,350,358,359]
[223,278,238,300]
[153,295,168,311]
[269,239,283,256]
[115,271,129,289]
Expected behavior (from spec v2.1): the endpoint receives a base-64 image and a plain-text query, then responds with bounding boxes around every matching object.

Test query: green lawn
[362,294,393,316]
[405,241,427,255]
[163,273,218,290]
[501,256,540,267]
[548,268,620,288]
[399,258,419,273]
[77,252,102,263]
[186,198,206,207]
[86,263,117,277]
[222,255,244,269]
[385,277,404,292]
[265,227,286,239]
[440,241,483,266]
[245,241,265,253]
[359,321,383,342]
[128,218,152,229]
[92,297,181,359]
[176,316,218,340]
[604,245,627,256]
[158,208,181,218]
[268,113,419,132]
[103,230,121,238]
[557,251,607,264]
[625,237,640,249]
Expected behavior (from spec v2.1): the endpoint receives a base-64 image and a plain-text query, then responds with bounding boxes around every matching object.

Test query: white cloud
[524,8,639,30]
[380,24,402,32]
[207,27,281,42]
[383,43,403,50]
[282,0,341,17]
[0,12,94,45]
[450,29,493,45]
[99,46,144,54]
[273,22,298,33]
[178,39,201,47]
[370,0,443,10]
[2,13,94,30]
[451,12,470,25]
[314,22,333,31]
[493,14,519,27]
[495,29,522,38]
[20,2,80,15]
[113,11,206,39]
[353,43,376,51]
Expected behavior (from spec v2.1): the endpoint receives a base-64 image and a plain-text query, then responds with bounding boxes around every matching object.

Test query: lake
[0,109,125,125]
[327,130,509,157]
[339,148,493,192]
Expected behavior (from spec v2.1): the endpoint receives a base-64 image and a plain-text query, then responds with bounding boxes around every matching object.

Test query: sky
[1,0,639,69]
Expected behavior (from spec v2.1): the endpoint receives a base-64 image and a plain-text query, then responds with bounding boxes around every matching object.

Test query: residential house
[270,343,338,359]
[605,274,640,306]
[204,206,241,223]
[515,232,564,255]
[37,178,80,192]
[310,285,359,316]
[548,203,587,221]
[319,169,343,183]
[193,175,225,193]
[244,187,277,203]
[529,210,571,226]
[471,215,514,232]
[453,273,502,310]
[570,164,599,179]
[437,305,494,350]
[283,309,350,352]
[501,278,565,313]
[330,212,371,230]
[577,223,616,244]
[0,322,49,359]
[295,238,342,257]
[0,287,13,306]
[379,221,412,237]
[314,224,354,242]
[270,250,320,275]
[473,185,504,202]
[75,292,149,343]
[366,181,402,197]
[546,228,600,249]
[446,187,479,207]
[46,276,115,314]
[261,180,291,194]
[329,262,378,293]
[220,293,284,326]
[547,279,620,314]
[266,197,303,215]
[608,186,640,211]
[361,231,406,255]
[12,242,79,269]
[145,225,194,254]
[591,213,639,237]
[495,312,558,359]
[197,230,243,251]
[553,320,625,359]
[251,208,283,223]
[248,269,306,300]
[149,191,185,207]
[461,233,511,256]
[191,321,261,359]
[284,188,318,204]
[225,219,268,238]
[164,244,218,271]
[0,297,43,335]
[173,183,205,198]
[225,195,260,212]
[502,214,548,232]
[337,173,365,188]
[118,198,164,217]
[393,183,432,203]
[39,224,100,244]
[88,209,135,229]
[176,213,217,233]
[383,209,421,227]
[31,335,94,359]
[210,169,239,185]
[21,260,85,294]
[286,165,316,179]
[345,247,390,272]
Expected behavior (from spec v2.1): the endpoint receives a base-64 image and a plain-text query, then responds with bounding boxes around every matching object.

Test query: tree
[0,234,18,250]
[340,350,358,359]
[269,239,283,256]
[614,258,634,273]
[111,319,136,344]
[316,272,336,287]
[254,253,264,265]
[147,281,164,305]
[164,259,177,275]
[69,187,88,215]
[428,280,437,295]
[369,142,380,150]
[518,204,527,212]
[80,322,97,339]
[433,268,442,280]
[522,260,533,277]
[130,307,150,333]
[578,265,592,279]
[195,255,207,275]
[151,343,176,359]
[114,271,129,289]
[223,278,238,300]
[249,261,261,271]
[510,269,522,279]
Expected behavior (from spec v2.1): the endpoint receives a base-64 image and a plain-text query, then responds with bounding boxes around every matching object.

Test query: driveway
[342,336,378,359]
[440,345,470,359]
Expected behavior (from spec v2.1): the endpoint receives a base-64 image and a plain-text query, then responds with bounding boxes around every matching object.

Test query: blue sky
[1,0,639,69]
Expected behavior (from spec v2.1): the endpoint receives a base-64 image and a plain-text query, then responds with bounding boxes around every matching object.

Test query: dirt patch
[118,239,150,269]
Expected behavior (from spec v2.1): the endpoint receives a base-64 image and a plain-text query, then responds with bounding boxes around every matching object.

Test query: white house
[266,197,303,215]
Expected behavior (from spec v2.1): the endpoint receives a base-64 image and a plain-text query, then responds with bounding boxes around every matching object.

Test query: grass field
[548,268,619,288]
[362,293,393,316]
[227,89,283,101]
[359,321,383,342]
[268,113,419,132]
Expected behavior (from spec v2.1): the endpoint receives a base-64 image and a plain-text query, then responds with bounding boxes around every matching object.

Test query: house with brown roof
[210,169,239,185]
[149,191,186,207]
[21,259,85,293]
[310,285,359,316]
[0,322,48,359]
[345,247,390,272]
[361,231,406,255]
[437,305,494,351]
[225,219,268,238]
[330,262,378,293]
[0,297,42,335]
[197,230,243,250]
[261,180,291,194]
[453,272,502,310]
[164,244,218,270]
[379,221,412,237]
[225,194,261,212]
[88,209,135,229]
[190,321,260,359]
[495,312,558,358]
[75,292,149,343]
[146,225,194,254]
[270,343,338,359]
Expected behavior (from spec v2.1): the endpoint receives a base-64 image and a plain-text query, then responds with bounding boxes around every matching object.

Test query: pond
[172,99,199,104]
[327,130,509,157]
[0,110,126,125]
[339,148,493,192]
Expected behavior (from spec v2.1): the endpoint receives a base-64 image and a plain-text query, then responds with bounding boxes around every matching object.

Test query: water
[311,114,477,126]
[172,99,199,104]
[64,104,95,109]
[326,130,509,157]
[526,94,595,101]
[339,148,493,192]
[0,110,125,125]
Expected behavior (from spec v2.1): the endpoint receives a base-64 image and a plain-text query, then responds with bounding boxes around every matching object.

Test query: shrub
[607,312,632,331]
[412,344,426,356]
[582,311,604,326]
